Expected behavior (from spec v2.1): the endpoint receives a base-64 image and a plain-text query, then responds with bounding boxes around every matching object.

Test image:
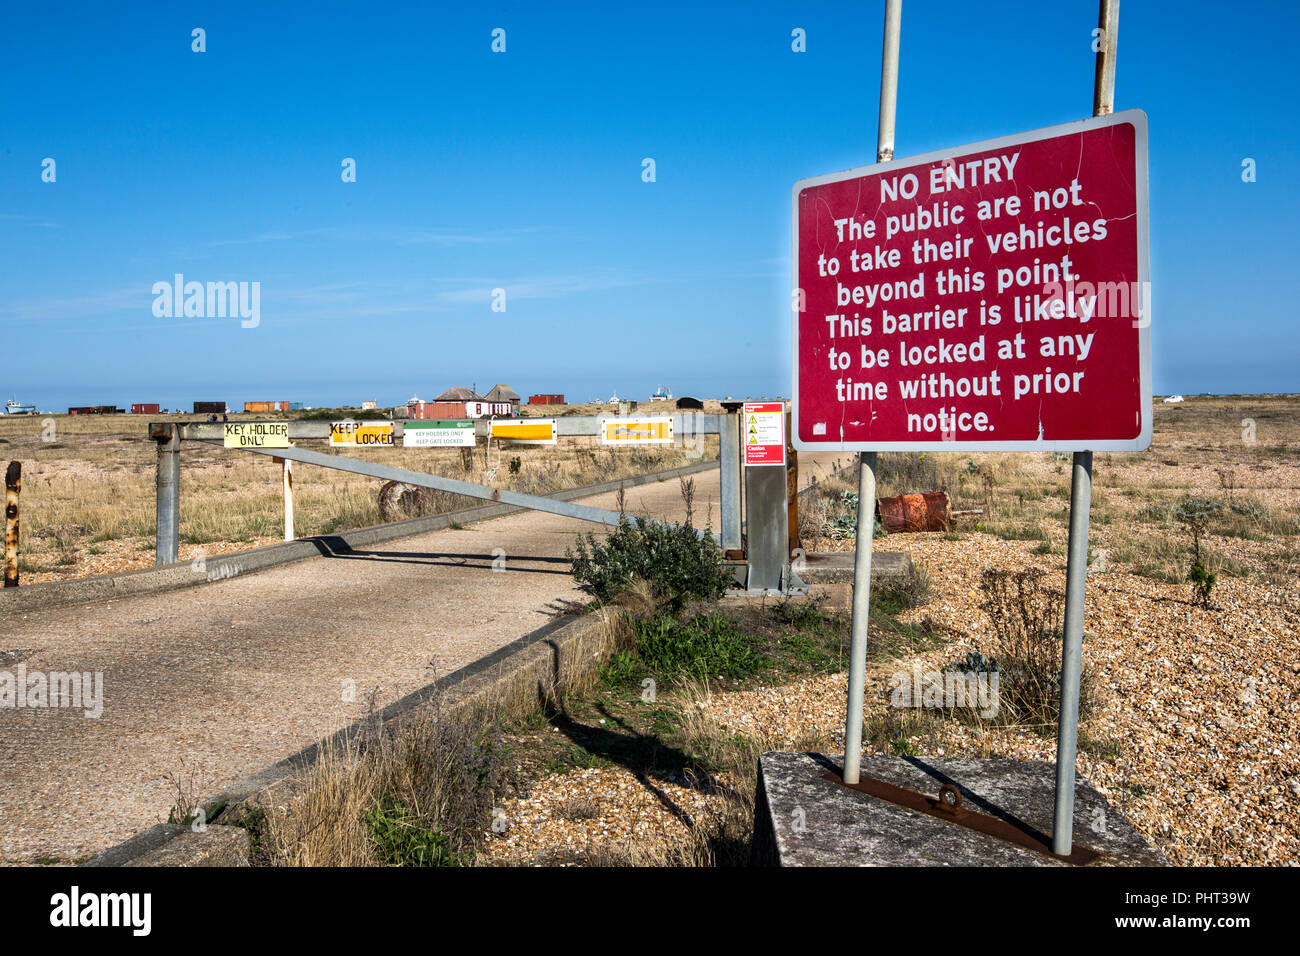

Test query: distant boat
[648,385,674,401]
[5,398,36,415]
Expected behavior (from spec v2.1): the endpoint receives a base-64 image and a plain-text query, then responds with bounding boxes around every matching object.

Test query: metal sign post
[843,0,901,786]
[1052,0,1121,859]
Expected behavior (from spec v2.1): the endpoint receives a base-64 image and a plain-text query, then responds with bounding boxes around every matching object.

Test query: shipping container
[131,403,161,415]
[193,401,227,414]
[528,393,565,405]
[244,401,274,413]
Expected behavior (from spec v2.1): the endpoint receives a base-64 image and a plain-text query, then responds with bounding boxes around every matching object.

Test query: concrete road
[0,453,855,862]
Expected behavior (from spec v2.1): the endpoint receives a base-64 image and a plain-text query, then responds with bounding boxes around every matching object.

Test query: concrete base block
[798,551,914,588]
[96,823,251,867]
[753,752,1165,867]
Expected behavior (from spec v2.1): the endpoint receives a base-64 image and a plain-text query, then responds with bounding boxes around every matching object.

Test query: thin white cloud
[208,225,548,247]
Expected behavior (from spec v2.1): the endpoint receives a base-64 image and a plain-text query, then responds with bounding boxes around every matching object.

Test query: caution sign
[224,421,289,448]
[744,402,786,466]
[491,419,557,445]
[599,417,673,445]
[330,421,395,447]
[403,420,477,447]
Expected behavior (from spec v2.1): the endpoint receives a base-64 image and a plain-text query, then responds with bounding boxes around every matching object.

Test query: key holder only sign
[792,110,1150,452]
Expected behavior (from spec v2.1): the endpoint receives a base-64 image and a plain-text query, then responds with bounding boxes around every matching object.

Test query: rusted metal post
[152,422,181,565]
[280,452,294,541]
[1092,0,1119,116]
[1053,0,1118,859]
[4,461,20,588]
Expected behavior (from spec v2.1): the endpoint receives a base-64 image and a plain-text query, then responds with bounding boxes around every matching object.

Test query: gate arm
[223,442,710,539]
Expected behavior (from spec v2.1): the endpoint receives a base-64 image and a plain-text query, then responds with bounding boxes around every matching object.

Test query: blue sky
[2,0,1296,411]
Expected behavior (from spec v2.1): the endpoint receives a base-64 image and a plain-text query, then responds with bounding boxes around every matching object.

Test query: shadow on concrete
[310,540,573,575]
[814,752,1057,851]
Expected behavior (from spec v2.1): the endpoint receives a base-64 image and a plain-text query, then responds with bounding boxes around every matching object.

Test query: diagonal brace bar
[224,442,709,538]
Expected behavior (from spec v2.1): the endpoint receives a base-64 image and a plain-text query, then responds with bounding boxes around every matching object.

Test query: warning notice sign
[792,110,1150,452]
[744,402,786,466]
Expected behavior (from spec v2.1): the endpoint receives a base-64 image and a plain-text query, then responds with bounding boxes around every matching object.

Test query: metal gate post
[152,423,181,565]
[720,404,742,552]
[744,464,789,593]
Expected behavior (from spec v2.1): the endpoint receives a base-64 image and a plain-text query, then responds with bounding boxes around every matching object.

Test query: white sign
[403,420,477,447]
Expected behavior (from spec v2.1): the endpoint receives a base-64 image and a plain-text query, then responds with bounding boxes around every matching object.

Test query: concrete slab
[753,752,1165,867]
[798,551,914,588]
[121,824,250,867]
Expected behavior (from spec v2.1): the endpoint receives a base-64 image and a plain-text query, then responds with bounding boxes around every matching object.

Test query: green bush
[1174,497,1223,522]
[567,517,730,607]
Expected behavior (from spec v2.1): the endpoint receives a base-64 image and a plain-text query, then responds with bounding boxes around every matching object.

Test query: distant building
[528,393,565,405]
[68,405,121,415]
[408,386,511,419]
[193,401,227,414]
[243,401,292,413]
[361,400,378,411]
[484,384,521,414]
[131,403,161,415]
[675,396,704,410]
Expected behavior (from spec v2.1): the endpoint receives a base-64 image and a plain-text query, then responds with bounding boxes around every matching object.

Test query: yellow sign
[224,422,290,448]
[600,417,673,445]
[330,421,395,447]
[490,419,557,445]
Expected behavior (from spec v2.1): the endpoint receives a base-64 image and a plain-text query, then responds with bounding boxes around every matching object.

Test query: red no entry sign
[792,111,1150,452]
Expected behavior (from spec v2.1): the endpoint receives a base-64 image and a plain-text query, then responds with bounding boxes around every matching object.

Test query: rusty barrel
[876,491,951,533]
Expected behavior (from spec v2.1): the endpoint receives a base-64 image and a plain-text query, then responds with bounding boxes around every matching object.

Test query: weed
[367,795,461,866]
[973,568,1096,732]
[600,649,644,689]
[634,613,766,682]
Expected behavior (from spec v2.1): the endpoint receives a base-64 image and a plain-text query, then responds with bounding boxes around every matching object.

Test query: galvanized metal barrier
[148,414,783,573]
[148,410,806,594]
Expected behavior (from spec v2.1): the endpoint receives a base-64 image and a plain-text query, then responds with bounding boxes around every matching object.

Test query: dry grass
[254,700,507,867]
[236,604,634,867]
[804,396,1300,593]
[0,411,717,581]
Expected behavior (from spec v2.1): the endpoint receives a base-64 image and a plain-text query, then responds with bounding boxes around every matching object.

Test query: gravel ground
[485,764,723,866]
[479,529,1300,867]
